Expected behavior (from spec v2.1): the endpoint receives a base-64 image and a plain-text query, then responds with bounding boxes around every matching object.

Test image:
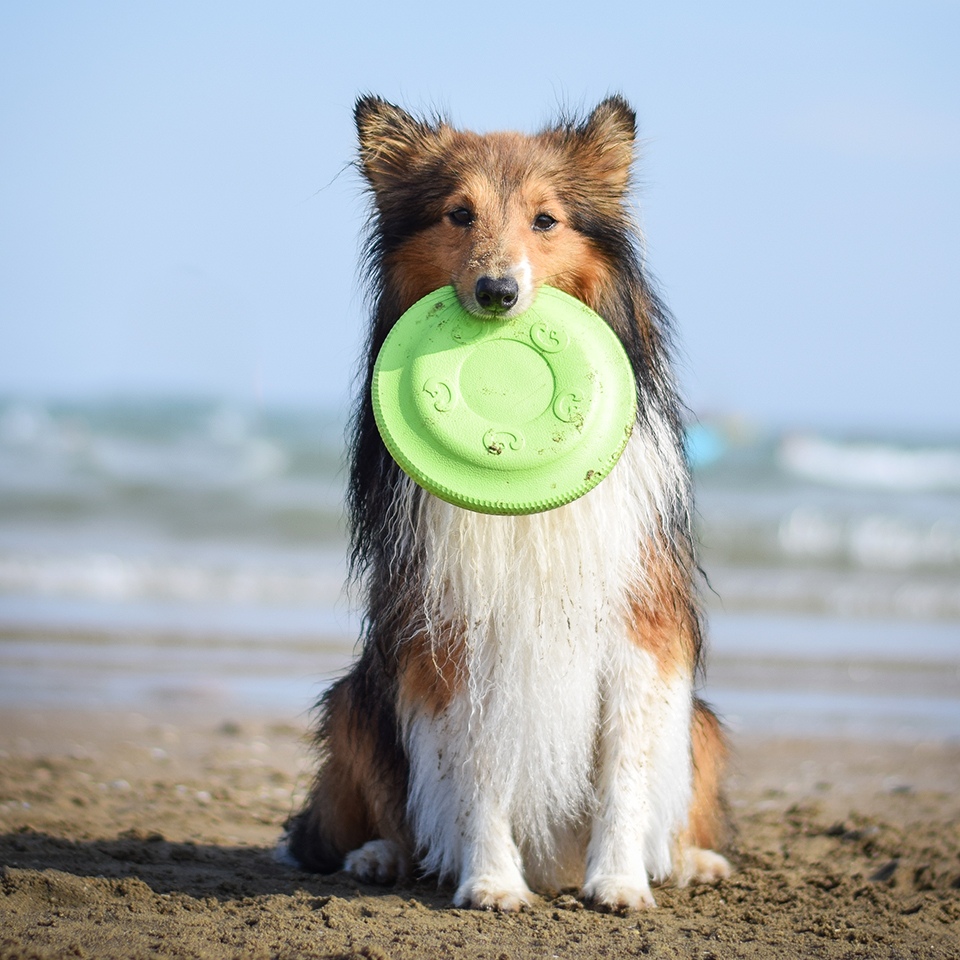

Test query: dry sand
[1,706,958,959]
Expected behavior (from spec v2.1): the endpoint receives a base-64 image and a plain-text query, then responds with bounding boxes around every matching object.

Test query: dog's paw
[343,839,409,884]
[580,875,656,912]
[678,847,732,886]
[453,876,534,912]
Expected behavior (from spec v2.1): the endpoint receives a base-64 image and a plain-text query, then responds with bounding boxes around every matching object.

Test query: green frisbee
[371,285,637,515]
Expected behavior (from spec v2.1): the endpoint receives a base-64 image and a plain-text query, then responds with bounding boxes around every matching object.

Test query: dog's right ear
[355,95,445,192]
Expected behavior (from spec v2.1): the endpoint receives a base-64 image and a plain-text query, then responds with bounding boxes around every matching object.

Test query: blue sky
[1,1,958,431]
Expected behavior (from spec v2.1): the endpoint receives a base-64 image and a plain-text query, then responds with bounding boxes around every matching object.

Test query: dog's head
[355,96,638,320]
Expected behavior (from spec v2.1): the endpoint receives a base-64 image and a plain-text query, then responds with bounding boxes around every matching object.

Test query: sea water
[1,397,957,740]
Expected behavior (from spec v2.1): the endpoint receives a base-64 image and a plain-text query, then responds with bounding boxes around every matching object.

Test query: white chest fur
[398,422,691,886]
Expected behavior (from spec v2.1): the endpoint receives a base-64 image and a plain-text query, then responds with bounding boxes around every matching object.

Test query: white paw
[453,876,534,912]
[343,839,409,884]
[581,875,656,912]
[682,847,732,885]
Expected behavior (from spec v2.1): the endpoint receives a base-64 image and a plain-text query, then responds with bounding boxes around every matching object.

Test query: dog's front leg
[582,643,693,911]
[405,710,533,911]
[452,794,533,911]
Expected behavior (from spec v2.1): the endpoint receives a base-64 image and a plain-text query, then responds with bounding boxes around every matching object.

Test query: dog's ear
[355,95,446,192]
[568,96,636,195]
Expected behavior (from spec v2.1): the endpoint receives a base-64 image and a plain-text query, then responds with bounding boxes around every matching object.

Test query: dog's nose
[475,276,519,312]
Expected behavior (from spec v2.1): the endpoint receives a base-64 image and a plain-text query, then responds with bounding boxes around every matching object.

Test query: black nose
[475,276,519,312]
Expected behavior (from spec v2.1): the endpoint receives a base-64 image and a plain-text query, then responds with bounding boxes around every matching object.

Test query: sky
[1,1,958,433]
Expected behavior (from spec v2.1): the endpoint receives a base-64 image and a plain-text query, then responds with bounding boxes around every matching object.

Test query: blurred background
[2,1,958,739]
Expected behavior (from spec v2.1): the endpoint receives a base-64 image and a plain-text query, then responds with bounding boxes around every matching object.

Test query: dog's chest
[416,457,649,817]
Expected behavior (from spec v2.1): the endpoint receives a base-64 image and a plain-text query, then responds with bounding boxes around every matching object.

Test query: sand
[1,706,958,960]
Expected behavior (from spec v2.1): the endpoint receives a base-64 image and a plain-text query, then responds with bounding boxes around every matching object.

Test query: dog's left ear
[571,96,637,195]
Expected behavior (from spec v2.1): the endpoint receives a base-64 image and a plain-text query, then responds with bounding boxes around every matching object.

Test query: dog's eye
[448,208,474,227]
[533,213,557,232]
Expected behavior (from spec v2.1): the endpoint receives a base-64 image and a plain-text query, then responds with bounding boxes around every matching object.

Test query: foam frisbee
[371,286,637,515]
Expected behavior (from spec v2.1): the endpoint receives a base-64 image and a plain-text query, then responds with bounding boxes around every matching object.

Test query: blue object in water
[684,422,727,469]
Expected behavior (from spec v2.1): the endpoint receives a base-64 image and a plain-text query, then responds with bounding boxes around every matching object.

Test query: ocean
[1,397,958,741]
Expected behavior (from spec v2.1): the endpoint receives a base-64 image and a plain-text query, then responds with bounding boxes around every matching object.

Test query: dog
[280,94,731,911]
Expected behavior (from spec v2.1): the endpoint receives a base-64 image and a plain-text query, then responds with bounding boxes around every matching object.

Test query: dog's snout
[475,276,519,313]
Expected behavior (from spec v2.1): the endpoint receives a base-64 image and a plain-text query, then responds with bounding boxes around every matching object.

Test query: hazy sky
[2,1,958,432]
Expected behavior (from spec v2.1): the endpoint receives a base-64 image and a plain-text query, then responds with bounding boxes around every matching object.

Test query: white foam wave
[86,434,288,488]
[779,435,960,492]
[778,508,960,571]
[709,564,960,620]
[0,550,344,606]
[0,400,341,494]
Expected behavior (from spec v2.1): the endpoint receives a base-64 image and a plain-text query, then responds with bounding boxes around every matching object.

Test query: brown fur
[286,683,381,872]
[628,552,703,681]
[688,700,731,850]
[397,624,466,719]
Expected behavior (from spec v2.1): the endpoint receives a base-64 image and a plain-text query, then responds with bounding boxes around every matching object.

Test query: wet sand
[1,707,959,959]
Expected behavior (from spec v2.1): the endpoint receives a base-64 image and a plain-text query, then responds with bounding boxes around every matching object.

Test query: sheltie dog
[281,95,731,911]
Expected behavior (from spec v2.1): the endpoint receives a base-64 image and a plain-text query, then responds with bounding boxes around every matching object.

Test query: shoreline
[3,610,959,744]
[2,707,959,958]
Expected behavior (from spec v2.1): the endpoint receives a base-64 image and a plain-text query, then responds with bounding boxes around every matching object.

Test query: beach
[1,398,959,957]
[2,706,959,959]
